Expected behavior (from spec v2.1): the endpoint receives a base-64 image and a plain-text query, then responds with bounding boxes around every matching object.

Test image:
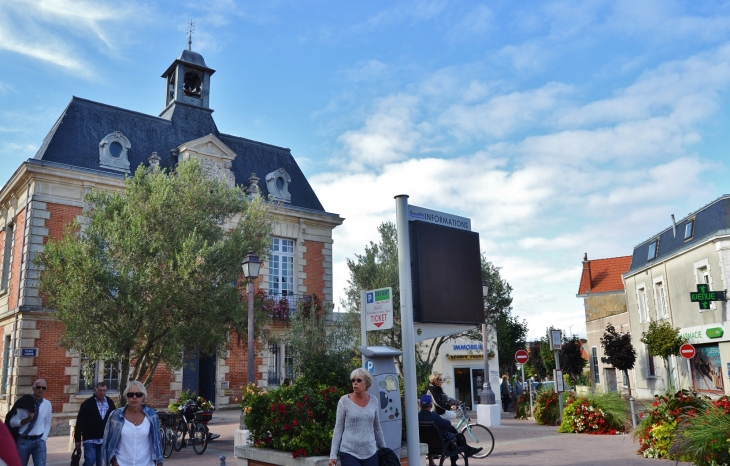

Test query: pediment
[177,134,237,188]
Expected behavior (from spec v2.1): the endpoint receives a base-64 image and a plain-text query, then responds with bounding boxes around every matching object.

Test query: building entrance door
[454,367,485,408]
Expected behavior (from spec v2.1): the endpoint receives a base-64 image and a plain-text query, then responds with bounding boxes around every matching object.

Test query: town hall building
[0,46,343,431]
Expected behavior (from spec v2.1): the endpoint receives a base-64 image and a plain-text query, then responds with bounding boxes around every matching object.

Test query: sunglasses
[34,386,47,390]
[436,378,443,381]
[351,378,363,383]
[126,392,144,398]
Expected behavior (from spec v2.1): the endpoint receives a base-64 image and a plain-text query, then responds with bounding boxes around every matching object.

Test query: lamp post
[241,252,261,385]
[480,280,496,405]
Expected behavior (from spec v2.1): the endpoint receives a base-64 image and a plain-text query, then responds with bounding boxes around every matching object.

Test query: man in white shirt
[10,379,52,466]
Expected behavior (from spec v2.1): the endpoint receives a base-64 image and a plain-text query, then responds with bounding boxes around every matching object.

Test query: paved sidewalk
[36,409,685,466]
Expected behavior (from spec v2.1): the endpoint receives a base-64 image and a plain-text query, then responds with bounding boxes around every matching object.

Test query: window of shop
[690,344,724,394]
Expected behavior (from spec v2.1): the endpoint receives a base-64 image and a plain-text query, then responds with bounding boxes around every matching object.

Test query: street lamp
[480,280,496,405]
[242,252,261,385]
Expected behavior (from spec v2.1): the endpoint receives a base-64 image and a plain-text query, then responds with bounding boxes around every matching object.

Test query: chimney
[582,253,591,293]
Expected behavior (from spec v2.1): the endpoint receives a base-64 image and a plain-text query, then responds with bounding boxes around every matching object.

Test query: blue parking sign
[366,360,374,373]
[366,292,374,303]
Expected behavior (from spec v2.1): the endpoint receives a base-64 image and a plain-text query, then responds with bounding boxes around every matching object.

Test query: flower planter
[235,444,427,466]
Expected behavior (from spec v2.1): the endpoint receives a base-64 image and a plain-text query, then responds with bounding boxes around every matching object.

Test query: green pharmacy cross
[689,284,726,309]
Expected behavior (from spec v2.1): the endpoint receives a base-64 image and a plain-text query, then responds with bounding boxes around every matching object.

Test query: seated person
[418,395,481,465]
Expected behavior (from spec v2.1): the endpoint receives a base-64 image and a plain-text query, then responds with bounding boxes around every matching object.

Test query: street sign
[365,287,393,331]
[515,349,529,364]
[689,284,726,310]
[680,343,696,359]
[550,329,562,350]
[14,348,38,357]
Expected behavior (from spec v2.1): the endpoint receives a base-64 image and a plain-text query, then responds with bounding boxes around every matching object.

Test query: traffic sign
[515,349,529,364]
[680,343,696,359]
[365,287,393,331]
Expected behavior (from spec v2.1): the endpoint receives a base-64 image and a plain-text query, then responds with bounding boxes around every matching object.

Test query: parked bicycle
[158,412,176,458]
[172,399,209,454]
[454,402,494,458]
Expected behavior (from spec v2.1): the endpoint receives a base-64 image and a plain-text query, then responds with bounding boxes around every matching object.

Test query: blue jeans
[83,443,103,466]
[340,452,378,466]
[17,437,46,466]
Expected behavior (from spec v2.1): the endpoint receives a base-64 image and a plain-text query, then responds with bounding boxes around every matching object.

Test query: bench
[418,422,469,466]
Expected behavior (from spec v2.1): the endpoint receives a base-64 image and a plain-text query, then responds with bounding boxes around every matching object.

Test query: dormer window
[684,219,694,240]
[647,240,658,261]
[99,131,131,172]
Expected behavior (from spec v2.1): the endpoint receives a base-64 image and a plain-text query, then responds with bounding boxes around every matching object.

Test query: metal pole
[629,397,637,428]
[529,377,534,419]
[554,350,564,421]
[480,324,495,404]
[247,281,255,385]
[394,195,419,466]
[686,357,693,390]
[361,290,367,366]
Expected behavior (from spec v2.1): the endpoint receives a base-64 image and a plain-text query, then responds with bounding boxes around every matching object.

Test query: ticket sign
[365,287,393,331]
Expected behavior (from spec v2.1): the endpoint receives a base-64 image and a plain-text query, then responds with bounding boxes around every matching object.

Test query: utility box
[358,346,403,454]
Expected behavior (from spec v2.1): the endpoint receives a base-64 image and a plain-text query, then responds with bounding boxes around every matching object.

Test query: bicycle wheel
[460,423,494,458]
[173,419,186,451]
[161,426,174,458]
[191,424,208,454]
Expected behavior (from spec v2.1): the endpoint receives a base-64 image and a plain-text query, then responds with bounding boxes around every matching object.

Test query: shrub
[514,393,531,420]
[534,389,560,425]
[670,396,730,466]
[240,381,346,457]
[633,390,704,459]
[558,393,628,435]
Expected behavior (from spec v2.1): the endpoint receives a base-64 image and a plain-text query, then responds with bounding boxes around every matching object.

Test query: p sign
[365,287,394,331]
[680,343,696,359]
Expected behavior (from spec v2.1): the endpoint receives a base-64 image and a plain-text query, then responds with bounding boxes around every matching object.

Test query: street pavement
[36,409,687,466]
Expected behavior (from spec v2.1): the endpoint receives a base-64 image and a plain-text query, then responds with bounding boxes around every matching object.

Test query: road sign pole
[687,357,693,390]
[360,290,367,366]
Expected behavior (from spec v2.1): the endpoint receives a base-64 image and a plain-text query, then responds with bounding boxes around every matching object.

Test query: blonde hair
[429,372,443,384]
[123,381,147,400]
[350,368,373,388]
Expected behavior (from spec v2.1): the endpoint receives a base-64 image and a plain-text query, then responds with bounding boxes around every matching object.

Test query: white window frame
[79,358,120,393]
[268,238,295,297]
[636,283,649,322]
[652,277,669,320]
[647,240,658,261]
[693,258,715,311]
[684,219,695,240]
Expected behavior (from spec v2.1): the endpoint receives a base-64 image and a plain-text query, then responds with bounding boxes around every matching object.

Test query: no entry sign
[680,343,696,359]
[515,349,529,364]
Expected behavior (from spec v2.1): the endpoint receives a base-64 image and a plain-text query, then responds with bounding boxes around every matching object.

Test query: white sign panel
[365,287,394,331]
[408,205,471,231]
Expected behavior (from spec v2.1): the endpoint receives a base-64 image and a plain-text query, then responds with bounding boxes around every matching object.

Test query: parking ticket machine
[358,345,403,454]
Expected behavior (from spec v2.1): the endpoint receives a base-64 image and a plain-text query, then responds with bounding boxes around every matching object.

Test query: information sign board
[365,287,394,331]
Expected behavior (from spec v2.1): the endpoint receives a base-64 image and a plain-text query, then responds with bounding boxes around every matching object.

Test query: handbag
[377,448,399,466]
[71,447,81,466]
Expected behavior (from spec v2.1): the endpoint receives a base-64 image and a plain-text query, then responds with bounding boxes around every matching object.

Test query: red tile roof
[577,255,632,296]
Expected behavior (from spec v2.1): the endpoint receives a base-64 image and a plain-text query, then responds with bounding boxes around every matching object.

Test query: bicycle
[157,412,176,459]
[454,402,494,458]
[172,399,209,454]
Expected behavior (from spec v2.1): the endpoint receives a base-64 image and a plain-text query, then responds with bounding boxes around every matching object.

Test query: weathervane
[186,20,195,50]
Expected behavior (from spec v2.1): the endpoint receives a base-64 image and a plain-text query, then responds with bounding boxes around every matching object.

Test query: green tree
[539,335,556,375]
[640,320,686,391]
[560,335,587,386]
[342,222,527,381]
[526,340,547,380]
[283,299,358,390]
[600,323,637,398]
[36,159,272,401]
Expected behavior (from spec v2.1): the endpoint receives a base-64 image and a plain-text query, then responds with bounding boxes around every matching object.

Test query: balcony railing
[261,293,328,321]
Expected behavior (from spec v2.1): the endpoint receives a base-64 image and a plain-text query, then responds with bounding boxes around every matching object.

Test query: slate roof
[32,96,326,213]
[577,255,632,296]
[627,195,730,274]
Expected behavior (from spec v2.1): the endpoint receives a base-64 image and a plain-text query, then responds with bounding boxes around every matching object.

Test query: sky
[2,0,730,341]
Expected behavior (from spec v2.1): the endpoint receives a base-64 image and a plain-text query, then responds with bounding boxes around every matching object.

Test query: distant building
[623,195,730,398]
[577,254,633,393]
[0,46,343,429]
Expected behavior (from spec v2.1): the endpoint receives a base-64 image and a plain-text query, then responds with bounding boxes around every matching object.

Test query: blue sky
[2,0,730,340]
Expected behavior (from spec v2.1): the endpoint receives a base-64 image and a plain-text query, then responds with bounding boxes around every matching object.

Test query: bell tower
[160,22,216,117]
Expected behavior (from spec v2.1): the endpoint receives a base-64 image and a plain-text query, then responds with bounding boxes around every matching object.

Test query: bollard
[629,397,637,428]
[220,455,226,466]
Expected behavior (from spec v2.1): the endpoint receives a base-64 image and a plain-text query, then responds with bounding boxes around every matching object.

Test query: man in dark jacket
[4,392,35,443]
[74,383,116,466]
[418,395,481,465]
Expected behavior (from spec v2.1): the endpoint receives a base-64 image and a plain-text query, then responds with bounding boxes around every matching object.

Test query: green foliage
[600,323,636,372]
[533,388,560,426]
[514,392,531,420]
[168,389,213,412]
[239,382,346,457]
[283,300,358,389]
[670,397,730,466]
[560,336,587,385]
[526,340,547,380]
[640,321,686,391]
[539,336,556,374]
[633,390,704,460]
[36,159,272,399]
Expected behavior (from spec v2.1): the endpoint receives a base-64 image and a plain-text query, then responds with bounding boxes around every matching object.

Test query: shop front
[679,322,730,396]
